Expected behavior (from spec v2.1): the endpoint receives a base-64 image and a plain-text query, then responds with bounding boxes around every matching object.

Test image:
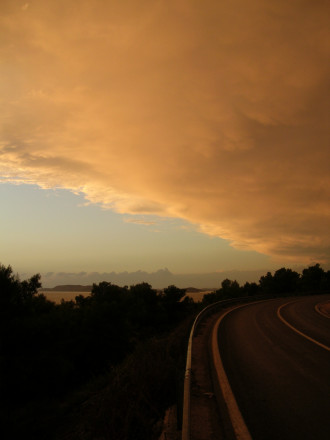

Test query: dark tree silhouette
[259,267,300,294]
[301,263,326,292]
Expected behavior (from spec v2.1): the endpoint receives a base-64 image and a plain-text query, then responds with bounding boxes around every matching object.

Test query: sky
[1,0,329,287]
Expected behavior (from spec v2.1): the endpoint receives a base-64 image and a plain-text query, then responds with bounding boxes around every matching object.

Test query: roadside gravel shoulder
[190,313,226,440]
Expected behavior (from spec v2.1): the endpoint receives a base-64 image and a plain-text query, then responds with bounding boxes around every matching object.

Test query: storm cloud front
[1,0,329,263]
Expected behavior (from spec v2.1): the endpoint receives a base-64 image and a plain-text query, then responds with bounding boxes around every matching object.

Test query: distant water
[40,290,210,304]
[40,291,91,304]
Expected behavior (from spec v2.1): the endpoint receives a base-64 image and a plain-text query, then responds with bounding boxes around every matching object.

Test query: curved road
[216,295,330,440]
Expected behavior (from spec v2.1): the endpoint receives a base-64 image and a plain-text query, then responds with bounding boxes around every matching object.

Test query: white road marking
[315,302,330,319]
[212,302,263,440]
[277,301,330,351]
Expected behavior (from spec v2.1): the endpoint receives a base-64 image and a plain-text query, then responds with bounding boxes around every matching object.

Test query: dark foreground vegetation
[0,264,194,439]
[202,263,330,305]
[1,262,329,439]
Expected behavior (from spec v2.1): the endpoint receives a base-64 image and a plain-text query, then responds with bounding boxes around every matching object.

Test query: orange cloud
[1,0,329,263]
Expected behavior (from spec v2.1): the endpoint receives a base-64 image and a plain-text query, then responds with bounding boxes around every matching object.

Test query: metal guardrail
[181,296,265,440]
[181,297,244,440]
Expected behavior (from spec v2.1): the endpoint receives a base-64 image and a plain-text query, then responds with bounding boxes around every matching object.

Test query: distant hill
[41,285,92,292]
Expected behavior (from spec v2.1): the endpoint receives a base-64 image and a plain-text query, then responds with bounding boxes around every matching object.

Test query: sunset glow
[1,0,329,284]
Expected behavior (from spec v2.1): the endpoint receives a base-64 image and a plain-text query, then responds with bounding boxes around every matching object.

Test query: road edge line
[277,301,330,351]
[315,302,330,319]
[212,304,255,440]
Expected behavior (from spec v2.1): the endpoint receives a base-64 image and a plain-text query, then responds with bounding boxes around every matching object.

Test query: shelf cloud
[1,0,329,263]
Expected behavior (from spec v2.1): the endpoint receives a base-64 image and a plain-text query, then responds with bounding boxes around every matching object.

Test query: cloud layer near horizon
[38,267,272,289]
[1,0,329,263]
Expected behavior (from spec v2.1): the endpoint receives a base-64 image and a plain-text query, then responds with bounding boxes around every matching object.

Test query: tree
[259,268,300,295]
[242,282,260,296]
[161,285,187,323]
[218,278,241,298]
[301,263,325,292]
[130,282,158,307]
[162,285,186,304]
[0,263,42,318]
[128,283,162,331]
[90,281,126,303]
[201,291,218,305]
[259,271,274,294]
[273,268,300,294]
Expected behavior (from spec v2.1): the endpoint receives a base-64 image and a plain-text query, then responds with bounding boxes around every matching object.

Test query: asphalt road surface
[217,295,330,440]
